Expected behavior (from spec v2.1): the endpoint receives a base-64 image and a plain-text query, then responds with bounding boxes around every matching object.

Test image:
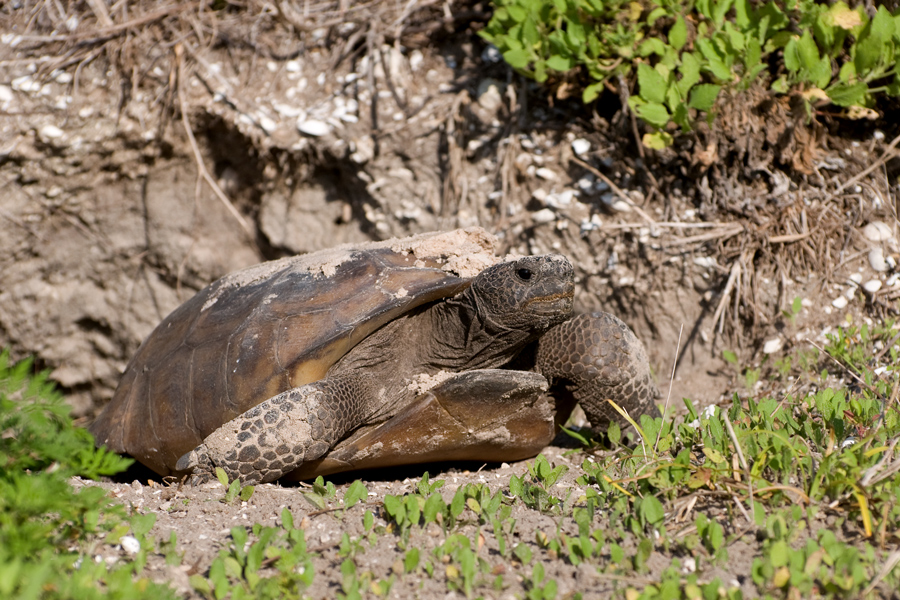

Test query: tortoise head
[469,254,575,333]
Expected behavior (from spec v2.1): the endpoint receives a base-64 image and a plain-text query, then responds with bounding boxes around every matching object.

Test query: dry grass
[4,0,898,351]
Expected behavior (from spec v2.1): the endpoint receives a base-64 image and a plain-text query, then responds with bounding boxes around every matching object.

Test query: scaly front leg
[176,374,373,485]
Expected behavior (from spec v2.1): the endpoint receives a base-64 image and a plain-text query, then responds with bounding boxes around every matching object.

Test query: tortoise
[90,228,658,484]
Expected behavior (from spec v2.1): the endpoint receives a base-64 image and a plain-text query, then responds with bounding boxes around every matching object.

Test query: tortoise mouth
[526,291,575,315]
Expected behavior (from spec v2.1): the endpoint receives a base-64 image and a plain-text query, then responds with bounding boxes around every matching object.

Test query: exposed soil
[2,1,899,598]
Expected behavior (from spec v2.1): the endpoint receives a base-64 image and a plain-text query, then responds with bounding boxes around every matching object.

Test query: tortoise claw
[176,444,216,484]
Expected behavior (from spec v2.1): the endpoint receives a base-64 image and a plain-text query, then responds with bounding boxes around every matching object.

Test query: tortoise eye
[516,267,533,281]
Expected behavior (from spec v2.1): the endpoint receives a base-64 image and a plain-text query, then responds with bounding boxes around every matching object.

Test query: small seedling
[215,467,255,503]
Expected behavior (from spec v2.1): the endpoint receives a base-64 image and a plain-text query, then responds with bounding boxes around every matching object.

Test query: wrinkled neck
[426,289,533,371]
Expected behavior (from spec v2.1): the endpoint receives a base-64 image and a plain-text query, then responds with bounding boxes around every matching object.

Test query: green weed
[0,350,177,599]
[480,0,900,147]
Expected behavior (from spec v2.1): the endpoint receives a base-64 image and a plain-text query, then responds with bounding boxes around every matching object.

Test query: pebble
[571,138,591,156]
[849,273,863,285]
[532,208,556,224]
[535,167,557,181]
[409,50,424,72]
[120,536,140,555]
[763,338,783,354]
[258,115,276,133]
[863,221,893,242]
[863,279,882,293]
[297,119,331,137]
[869,248,888,272]
[476,79,504,112]
[601,192,631,212]
[39,124,64,140]
[832,296,848,309]
[481,45,502,64]
[693,256,717,269]
[544,189,576,209]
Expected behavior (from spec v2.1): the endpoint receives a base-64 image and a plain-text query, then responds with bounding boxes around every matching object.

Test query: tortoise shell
[91,230,498,475]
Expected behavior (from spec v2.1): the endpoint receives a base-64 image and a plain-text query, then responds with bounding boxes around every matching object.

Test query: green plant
[480,0,900,147]
[192,510,315,599]
[215,467,255,504]
[303,475,337,509]
[0,350,177,599]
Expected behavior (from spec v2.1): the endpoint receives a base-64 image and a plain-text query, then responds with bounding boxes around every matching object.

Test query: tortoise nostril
[516,267,533,281]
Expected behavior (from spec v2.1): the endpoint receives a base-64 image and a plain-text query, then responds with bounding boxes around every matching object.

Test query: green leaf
[522,17,540,48]
[503,48,532,70]
[827,82,868,107]
[770,76,789,94]
[688,84,721,111]
[534,60,548,83]
[344,480,367,510]
[423,493,445,524]
[404,548,420,573]
[383,495,405,525]
[450,489,465,519]
[131,513,157,538]
[734,0,752,29]
[797,30,820,71]
[639,38,667,58]
[637,63,667,105]
[643,131,674,149]
[647,7,667,26]
[216,467,229,488]
[507,5,527,23]
[723,350,738,365]
[811,56,832,89]
[770,540,790,567]
[583,81,604,103]
[703,447,726,464]
[509,474,525,497]
[281,507,294,530]
[855,7,894,74]
[670,16,688,51]
[638,495,665,527]
[633,101,671,129]
[697,39,733,81]
[725,22,745,51]
[514,543,532,565]
[677,52,701,98]
[713,0,734,27]
[607,421,621,445]
[545,55,574,71]
[224,479,240,503]
[239,485,254,502]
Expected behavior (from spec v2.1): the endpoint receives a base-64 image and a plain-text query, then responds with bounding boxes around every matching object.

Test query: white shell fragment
[476,79,504,112]
[869,247,888,272]
[863,279,883,293]
[571,138,591,156]
[832,296,848,309]
[862,221,893,242]
[120,536,140,555]
[535,168,557,181]
[297,119,331,137]
[532,208,556,224]
[763,338,783,355]
[39,124,64,139]
[693,256,717,269]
